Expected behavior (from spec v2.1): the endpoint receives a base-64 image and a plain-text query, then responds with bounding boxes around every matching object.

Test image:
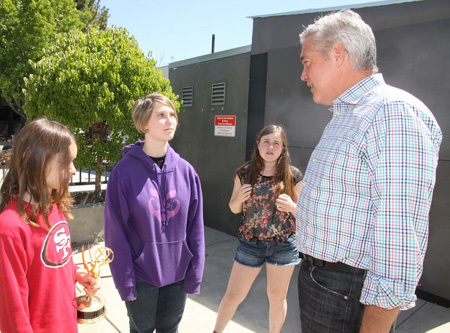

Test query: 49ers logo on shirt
[41,221,72,268]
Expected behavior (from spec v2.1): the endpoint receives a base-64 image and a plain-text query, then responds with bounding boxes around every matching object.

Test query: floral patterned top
[237,165,302,242]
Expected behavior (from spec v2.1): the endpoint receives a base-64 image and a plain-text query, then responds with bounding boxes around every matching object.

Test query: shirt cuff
[118,286,138,302]
[361,271,417,310]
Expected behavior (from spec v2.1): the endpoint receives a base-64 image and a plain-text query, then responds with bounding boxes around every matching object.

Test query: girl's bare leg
[266,264,296,333]
[214,262,262,332]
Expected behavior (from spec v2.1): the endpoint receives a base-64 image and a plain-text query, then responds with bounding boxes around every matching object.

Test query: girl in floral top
[214,125,302,333]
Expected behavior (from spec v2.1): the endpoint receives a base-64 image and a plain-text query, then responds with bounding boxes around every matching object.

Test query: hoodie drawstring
[160,164,168,229]
[152,163,169,230]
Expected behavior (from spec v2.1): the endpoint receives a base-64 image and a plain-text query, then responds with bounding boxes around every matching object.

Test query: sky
[105,0,394,67]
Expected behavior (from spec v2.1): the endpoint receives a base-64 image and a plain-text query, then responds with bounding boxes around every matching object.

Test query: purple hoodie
[104,141,205,301]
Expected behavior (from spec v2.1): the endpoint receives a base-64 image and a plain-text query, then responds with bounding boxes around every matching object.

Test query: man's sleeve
[362,101,439,309]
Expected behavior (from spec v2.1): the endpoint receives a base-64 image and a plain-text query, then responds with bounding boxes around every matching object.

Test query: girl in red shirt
[0,118,99,333]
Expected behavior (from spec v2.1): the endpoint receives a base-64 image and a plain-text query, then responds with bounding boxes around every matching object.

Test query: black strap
[300,252,366,275]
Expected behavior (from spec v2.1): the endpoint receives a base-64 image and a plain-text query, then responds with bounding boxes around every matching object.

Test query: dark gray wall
[255,0,450,157]
[423,162,450,300]
[256,0,450,301]
[265,45,329,174]
[169,52,251,235]
[375,17,450,301]
[251,0,450,57]
[246,53,268,160]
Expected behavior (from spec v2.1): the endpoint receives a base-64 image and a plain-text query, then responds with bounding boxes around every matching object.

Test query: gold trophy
[76,245,114,324]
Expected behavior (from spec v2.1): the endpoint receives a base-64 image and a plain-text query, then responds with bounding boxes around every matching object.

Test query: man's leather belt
[300,253,366,275]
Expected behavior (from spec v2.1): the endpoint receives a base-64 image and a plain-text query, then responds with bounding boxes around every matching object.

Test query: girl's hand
[276,194,296,215]
[236,184,252,203]
[75,268,100,296]
[229,176,253,214]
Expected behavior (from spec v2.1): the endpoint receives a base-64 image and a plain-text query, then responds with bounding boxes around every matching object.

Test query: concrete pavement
[73,227,450,333]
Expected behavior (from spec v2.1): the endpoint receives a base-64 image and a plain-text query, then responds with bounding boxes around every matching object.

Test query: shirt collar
[330,73,385,113]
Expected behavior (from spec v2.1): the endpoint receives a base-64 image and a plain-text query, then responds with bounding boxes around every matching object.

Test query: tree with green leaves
[74,0,109,31]
[0,0,109,127]
[24,27,180,202]
[0,0,89,125]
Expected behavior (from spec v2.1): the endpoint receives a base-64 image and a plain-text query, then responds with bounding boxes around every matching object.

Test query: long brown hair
[0,118,76,228]
[235,125,298,202]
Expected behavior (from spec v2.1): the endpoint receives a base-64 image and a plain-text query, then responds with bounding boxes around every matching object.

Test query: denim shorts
[234,237,300,268]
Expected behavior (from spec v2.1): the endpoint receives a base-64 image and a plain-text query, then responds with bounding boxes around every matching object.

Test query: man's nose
[301,67,307,81]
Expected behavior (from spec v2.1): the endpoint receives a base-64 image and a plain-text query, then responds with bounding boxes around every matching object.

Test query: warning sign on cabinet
[214,115,236,137]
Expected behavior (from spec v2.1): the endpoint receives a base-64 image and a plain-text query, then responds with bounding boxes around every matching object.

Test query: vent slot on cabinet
[211,82,226,105]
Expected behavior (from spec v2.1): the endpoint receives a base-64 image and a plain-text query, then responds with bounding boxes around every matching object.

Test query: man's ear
[332,43,346,66]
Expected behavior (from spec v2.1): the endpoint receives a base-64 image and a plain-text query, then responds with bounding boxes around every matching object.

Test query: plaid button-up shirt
[296,73,442,309]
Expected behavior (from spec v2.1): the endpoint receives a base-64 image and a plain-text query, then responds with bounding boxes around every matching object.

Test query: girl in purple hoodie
[105,93,205,333]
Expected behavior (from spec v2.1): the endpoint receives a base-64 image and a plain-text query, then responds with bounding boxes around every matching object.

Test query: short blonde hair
[132,92,178,134]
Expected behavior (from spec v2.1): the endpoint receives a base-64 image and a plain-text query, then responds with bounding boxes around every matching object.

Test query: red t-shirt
[0,198,78,333]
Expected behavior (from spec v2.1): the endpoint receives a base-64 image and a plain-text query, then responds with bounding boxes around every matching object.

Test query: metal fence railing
[0,166,8,181]
[0,166,114,187]
[70,166,113,186]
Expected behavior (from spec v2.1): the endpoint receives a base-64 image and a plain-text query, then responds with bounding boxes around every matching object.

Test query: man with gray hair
[296,9,441,332]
